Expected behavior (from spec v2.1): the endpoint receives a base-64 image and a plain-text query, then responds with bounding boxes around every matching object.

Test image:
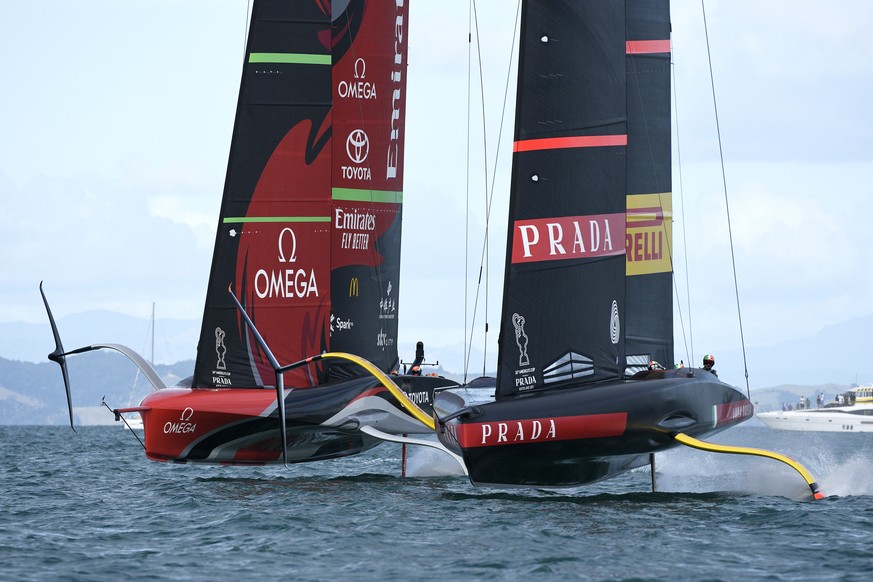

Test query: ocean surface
[2,424,872,581]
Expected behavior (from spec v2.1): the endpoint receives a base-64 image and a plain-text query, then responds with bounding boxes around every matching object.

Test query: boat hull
[435,369,753,487]
[127,375,455,465]
[757,405,873,432]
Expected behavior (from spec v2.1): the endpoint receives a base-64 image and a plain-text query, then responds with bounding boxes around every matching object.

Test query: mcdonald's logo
[349,277,359,297]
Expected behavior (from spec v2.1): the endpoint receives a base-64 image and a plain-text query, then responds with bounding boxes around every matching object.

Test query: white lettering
[573,222,586,253]
[497,423,508,443]
[278,227,297,263]
[547,223,565,255]
[589,220,601,252]
[481,424,492,444]
[602,219,613,250]
[337,80,377,100]
[341,166,372,181]
[387,2,405,180]
[163,421,197,434]
[335,209,376,231]
[519,225,539,257]
[513,422,525,442]
[254,269,319,299]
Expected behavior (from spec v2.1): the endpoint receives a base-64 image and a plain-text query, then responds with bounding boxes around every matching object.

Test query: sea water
[1,424,872,581]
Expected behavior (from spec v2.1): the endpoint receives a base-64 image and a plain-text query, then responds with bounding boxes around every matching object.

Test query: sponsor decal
[379,281,396,320]
[336,207,375,250]
[624,353,651,376]
[512,313,537,390]
[212,327,232,386]
[714,400,754,427]
[330,313,354,334]
[449,412,627,448]
[626,193,672,276]
[343,129,372,181]
[377,328,394,350]
[164,407,197,435]
[337,58,378,100]
[542,351,593,385]
[386,0,405,180]
[512,213,626,264]
[253,227,319,300]
[512,313,530,367]
[349,277,360,297]
[610,300,620,345]
[404,391,430,405]
[215,328,226,370]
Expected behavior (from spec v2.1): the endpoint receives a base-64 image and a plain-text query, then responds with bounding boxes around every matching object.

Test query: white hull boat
[758,386,873,432]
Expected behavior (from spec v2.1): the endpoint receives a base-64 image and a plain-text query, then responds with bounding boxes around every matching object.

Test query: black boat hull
[434,369,753,487]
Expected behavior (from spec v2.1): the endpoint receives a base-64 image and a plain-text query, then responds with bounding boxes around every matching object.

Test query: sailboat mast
[150,301,155,366]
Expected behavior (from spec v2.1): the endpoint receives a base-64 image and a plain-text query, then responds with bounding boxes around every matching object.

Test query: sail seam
[248,52,330,65]
[331,188,403,204]
[222,216,330,223]
[513,134,627,153]
[625,40,671,55]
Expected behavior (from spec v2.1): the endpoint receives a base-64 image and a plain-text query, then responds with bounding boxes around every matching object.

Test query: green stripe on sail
[223,216,331,224]
[332,188,403,204]
[248,52,330,65]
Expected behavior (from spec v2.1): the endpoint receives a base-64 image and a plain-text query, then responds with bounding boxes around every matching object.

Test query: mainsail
[192,0,409,389]
[625,0,673,373]
[496,0,629,398]
[496,0,674,398]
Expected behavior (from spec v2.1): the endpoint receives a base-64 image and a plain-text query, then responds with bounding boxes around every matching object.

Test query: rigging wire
[701,0,751,397]
[627,23,689,372]
[462,0,521,381]
[671,42,694,367]
[464,0,473,383]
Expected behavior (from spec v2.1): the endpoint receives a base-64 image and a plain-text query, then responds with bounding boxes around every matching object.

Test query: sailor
[702,354,717,376]
[648,360,664,371]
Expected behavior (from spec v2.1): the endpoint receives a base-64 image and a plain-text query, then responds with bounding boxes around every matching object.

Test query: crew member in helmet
[703,354,717,376]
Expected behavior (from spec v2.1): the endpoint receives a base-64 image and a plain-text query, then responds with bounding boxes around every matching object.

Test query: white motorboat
[758,386,873,432]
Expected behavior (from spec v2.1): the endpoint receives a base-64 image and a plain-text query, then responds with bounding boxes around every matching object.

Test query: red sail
[193,1,409,389]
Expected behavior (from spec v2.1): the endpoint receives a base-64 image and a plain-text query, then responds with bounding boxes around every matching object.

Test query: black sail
[496,0,629,399]
[624,0,673,373]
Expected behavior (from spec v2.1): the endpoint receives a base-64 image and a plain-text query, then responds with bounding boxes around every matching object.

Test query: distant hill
[4,309,873,424]
[0,353,193,425]
[706,314,873,389]
[0,310,200,365]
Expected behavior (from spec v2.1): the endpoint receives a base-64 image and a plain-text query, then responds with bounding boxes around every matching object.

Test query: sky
[2,1,873,377]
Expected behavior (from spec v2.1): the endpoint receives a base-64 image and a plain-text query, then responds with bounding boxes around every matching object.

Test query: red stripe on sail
[626,40,671,54]
[453,413,627,449]
[513,134,627,153]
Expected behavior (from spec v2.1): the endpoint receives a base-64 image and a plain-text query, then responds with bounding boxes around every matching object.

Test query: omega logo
[278,227,297,263]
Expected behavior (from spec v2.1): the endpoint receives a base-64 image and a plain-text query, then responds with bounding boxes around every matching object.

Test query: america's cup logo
[215,327,227,370]
[513,313,530,367]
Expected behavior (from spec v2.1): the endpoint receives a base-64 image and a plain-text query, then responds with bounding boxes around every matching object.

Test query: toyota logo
[346,129,369,164]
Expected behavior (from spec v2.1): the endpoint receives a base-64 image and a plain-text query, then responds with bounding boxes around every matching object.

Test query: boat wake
[818,454,873,497]
[405,445,467,478]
